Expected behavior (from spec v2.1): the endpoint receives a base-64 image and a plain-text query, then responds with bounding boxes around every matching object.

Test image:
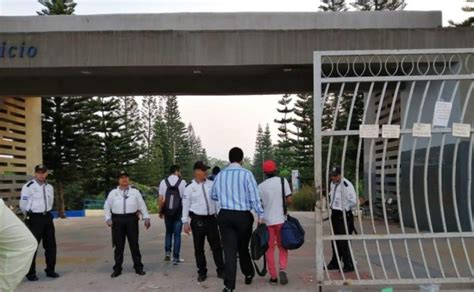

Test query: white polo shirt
[329,178,357,211]
[258,176,292,226]
[19,180,54,214]
[182,179,218,223]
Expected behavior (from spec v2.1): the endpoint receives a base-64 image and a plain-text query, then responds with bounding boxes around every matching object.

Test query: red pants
[265,223,288,279]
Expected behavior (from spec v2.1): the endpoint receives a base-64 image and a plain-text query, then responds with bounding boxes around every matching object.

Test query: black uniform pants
[190,212,225,276]
[25,212,57,276]
[217,209,255,290]
[329,209,354,268]
[111,213,143,272]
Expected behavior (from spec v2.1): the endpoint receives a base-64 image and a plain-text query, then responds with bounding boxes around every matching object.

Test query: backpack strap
[253,255,267,277]
[174,178,182,188]
[164,178,171,188]
[281,177,288,215]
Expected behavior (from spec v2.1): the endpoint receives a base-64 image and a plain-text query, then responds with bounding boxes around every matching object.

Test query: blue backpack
[279,177,305,250]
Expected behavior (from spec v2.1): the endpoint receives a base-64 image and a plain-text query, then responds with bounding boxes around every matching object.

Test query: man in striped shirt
[211,147,264,292]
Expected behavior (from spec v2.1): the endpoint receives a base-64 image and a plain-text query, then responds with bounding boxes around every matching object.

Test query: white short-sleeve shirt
[258,176,292,226]
[158,175,186,199]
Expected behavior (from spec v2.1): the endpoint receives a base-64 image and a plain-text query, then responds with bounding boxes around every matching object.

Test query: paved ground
[16,212,315,292]
[15,212,474,291]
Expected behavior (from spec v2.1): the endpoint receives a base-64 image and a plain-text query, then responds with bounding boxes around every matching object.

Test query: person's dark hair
[169,165,180,174]
[229,147,244,163]
[212,166,221,176]
[265,173,276,179]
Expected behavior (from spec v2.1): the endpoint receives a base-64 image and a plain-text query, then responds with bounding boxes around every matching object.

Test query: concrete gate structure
[0,11,474,288]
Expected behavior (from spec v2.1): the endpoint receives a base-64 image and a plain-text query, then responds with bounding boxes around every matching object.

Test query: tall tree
[252,124,274,183]
[38,0,78,218]
[449,0,474,27]
[319,0,348,11]
[162,96,193,180]
[291,93,314,185]
[117,96,142,171]
[187,123,208,163]
[274,94,295,173]
[37,0,76,15]
[140,96,158,162]
[351,0,406,10]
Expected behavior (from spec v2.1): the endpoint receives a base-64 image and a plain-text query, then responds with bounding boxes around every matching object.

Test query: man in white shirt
[182,161,225,282]
[258,160,292,286]
[0,198,37,291]
[20,164,59,281]
[104,170,151,278]
[326,165,357,273]
[158,165,186,265]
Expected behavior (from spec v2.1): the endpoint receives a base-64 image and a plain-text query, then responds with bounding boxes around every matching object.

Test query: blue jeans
[164,216,182,260]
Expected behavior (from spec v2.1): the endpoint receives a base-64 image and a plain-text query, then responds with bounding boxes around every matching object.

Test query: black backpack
[163,178,183,218]
[250,223,269,277]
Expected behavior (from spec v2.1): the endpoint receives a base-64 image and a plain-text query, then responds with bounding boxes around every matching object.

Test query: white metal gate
[314,49,474,287]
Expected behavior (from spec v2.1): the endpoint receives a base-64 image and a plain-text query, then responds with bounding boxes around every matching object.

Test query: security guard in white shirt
[326,165,357,273]
[182,161,225,282]
[20,164,59,281]
[104,170,151,278]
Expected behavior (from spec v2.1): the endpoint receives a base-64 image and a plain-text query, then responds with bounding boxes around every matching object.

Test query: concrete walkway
[16,212,315,292]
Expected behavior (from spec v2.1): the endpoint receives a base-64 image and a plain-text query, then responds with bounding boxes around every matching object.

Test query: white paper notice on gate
[413,123,432,137]
[359,125,379,138]
[452,123,471,138]
[382,125,400,139]
[433,101,452,127]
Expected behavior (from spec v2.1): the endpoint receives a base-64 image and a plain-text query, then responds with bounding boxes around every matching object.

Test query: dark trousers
[25,212,57,276]
[217,209,255,290]
[190,212,225,276]
[329,209,354,268]
[112,213,143,272]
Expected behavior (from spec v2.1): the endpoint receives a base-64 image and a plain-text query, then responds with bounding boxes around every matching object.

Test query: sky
[1,0,472,160]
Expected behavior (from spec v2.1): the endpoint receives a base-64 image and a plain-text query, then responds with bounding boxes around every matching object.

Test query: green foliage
[252,124,274,183]
[351,0,406,11]
[37,0,76,15]
[132,182,158,214]
[319,0,348,11]
[290,185,315,211]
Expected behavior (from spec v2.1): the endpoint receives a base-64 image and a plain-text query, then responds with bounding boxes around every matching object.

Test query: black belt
[190,211,216,219]
[29,211,51,216]
[112,213,138,218]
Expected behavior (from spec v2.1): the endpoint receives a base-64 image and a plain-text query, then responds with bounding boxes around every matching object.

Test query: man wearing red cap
[258,160,292,285]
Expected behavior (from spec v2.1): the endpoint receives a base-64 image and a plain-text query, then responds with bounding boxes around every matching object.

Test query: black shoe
[222,288,234,292]
[217,271,225,279]
[135,270,146,276]
[279,271,288,285]
[26,274,39,281]
[197,274,207,282]
[111,271,122,278]
[325,262,339,270]
[343,266,355,273]
[244,275,253,285]
[269,278,278,285]
[45,271,60,278]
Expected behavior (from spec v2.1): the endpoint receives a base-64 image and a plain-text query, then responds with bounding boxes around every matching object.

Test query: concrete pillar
[25,97,42,174]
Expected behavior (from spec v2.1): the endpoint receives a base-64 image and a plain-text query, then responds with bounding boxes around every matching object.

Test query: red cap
[262,160,277,173]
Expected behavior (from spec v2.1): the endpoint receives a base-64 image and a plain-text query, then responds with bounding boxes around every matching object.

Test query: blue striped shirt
[211,163,264,217]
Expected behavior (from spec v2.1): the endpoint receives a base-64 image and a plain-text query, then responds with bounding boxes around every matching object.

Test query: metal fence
[314,49,474,287]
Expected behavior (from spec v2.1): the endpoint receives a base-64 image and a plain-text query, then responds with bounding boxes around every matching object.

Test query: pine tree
[291,93,314,185]
[38,0,78,217]
[319,0,348,11]
[274,94,295,174]
[117,96,142,171]
[449,0,474,27]
[252,124,274,183]
[187,123,208,163]
[141,96,158,162]
[163,96,193,180]
[37,0,76,15]
[42,96,87,217]
[351,0,406,11]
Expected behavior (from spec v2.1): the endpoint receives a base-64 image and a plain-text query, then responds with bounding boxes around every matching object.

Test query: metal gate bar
[314,49,474,287]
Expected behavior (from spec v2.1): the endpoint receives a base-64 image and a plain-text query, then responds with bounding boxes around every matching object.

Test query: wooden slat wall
[0,97,29,202]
